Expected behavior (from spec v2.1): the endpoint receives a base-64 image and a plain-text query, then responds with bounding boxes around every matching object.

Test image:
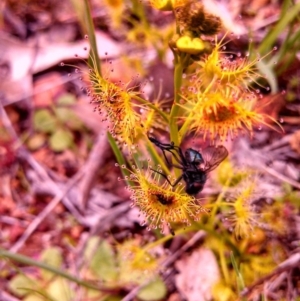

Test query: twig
[91,202,130,234]
[77,130,110,209]
[9,168,85,253]
[260,134,292,152]
[0,103,86,251]
[18,149,86,223]
[237,138,300,190]
[0,100,19,142]
[262,165,300,190]
[162,230,206,268]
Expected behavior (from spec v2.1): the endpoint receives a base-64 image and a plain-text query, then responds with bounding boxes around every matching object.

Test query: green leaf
[256,60,278,93]
[49,129,74,152]
[0,248,100,291]
[57,93,77,106]
[89,240,118,282]
[107,132,134,187]
[103,296,123,301]
[24,294,46,301]
[34,109,57,133]
[84,236,100,260]
[9,274,36,297]
[70,0,101,76]
[55,107,74,123]
[47,278,73,301]
[230,252,245,294]
[137,277,167,301]
[40,247,63,281]
[258,3,300,54]
[55,107,83,130]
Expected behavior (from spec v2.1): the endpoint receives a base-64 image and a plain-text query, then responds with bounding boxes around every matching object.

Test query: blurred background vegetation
[0,0,300,301]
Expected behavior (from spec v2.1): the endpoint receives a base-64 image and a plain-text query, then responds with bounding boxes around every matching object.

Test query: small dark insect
[154,193,175,206]
[148,136,228,195]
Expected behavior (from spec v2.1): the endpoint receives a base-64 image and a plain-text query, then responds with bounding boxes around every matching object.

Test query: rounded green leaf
[24,294,45,301]
[47,278,73,301]
[55,107,83,130]
[89,240,118,282]
[55,107,73,123]
[49,129,74,152]
[137,278,167,301]
[9,274,36,297]
[34,109,57,133]
[57,93,76,106]
[40,247,63,281]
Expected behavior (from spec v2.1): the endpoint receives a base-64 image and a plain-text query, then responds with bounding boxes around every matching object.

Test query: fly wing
[201,145,228,172]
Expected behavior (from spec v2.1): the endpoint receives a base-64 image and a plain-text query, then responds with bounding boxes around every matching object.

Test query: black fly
[148,136,228,195]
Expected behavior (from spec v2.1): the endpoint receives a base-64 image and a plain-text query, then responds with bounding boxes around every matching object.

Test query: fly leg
[150,168,183,188]
[148,136,186,166]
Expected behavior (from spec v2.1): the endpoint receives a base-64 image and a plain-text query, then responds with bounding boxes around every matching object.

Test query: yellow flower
[182,87,274,141]
[225,177,261,240]
[148,0,173,11]
[122,163,207,233]
[148,0,190,11]
[197,36,274,89]
[176,35,206,55]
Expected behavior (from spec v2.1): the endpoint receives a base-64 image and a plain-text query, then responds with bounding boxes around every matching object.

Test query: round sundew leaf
[49,129,74,152]
[55,107,74,123]
[137,277,167,301]
[84,236,100,260]
[55,107,84,130]
[102,296,123,301]
[34,109,57,133]
[40,247,63,281]
[57,93,77,106]
[47,278,73,301]
[24,294,45,301]
[8,274,36,297]
[89,240,118,282]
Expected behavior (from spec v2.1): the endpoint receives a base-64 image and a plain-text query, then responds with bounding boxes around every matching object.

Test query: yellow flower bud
[149,0,173,11]
[176,36,205,54]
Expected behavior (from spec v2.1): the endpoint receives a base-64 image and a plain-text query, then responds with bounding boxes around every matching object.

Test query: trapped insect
[148,136,228,195]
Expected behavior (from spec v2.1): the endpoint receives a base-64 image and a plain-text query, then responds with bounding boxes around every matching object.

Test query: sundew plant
[85,0,280,232]
[70,0,298,300]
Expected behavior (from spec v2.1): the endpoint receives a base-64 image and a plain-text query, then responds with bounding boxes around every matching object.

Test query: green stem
[83,0,101,76]
[169,54,184,178]
[219,246,230,284]
[0,249,100,291]
[169,65,182,142]
[107,132,134,187]
[209,177,231,223]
